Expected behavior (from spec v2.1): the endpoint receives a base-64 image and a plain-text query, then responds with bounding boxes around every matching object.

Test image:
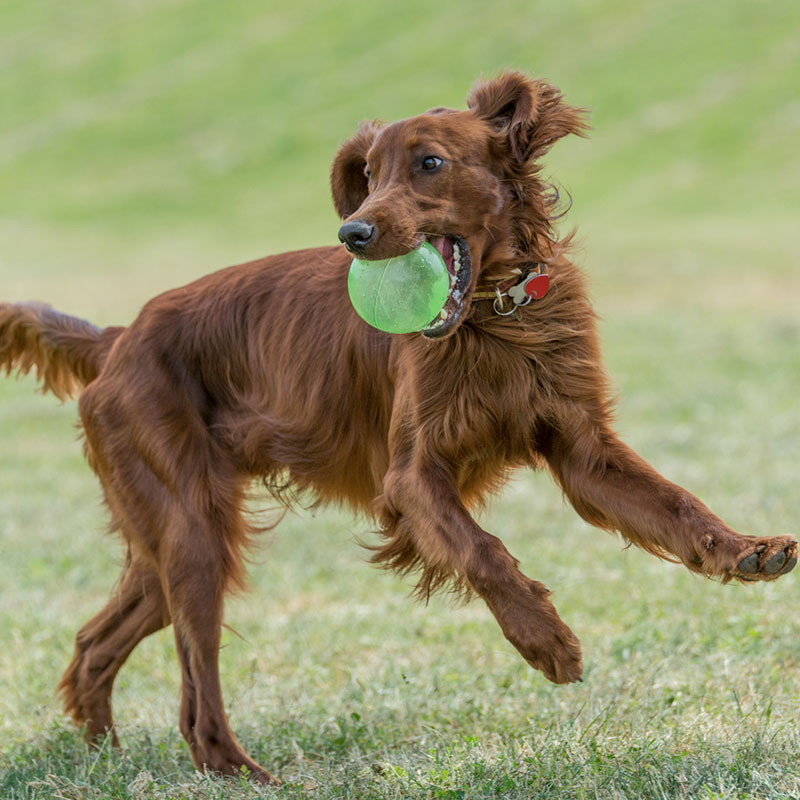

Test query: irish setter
[1,72,795,785]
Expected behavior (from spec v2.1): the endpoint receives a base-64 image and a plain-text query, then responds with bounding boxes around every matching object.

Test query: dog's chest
[418,352,538,464]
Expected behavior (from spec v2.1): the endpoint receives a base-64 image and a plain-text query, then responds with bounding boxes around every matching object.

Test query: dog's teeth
[439,309,447,320]
[453,243,460,260]
[449,273,456,287]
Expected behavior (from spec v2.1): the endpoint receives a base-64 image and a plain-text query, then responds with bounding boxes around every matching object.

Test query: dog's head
[331,71,588,338]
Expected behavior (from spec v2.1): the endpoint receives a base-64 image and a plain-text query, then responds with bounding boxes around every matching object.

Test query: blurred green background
[1,1,799,798]
[2,0,799,319]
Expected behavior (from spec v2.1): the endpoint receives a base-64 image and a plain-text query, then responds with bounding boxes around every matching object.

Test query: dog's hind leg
[74,350,279,783]
[58,558,169,744]
[156,500,280,785]
[78,420,277,781]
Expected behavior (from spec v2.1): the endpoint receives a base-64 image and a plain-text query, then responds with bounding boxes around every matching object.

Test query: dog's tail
[0,302,123,400]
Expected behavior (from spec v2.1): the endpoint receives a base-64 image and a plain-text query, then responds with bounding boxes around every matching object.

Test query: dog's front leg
[373,455,583,684]
[538,411,797,582]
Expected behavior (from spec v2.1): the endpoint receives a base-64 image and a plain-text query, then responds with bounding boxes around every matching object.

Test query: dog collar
[472,263,550,316]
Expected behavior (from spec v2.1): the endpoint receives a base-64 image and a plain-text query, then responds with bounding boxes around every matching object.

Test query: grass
[1,0,800,797]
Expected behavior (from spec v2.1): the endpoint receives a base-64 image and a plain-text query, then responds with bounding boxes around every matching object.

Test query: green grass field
[2,1,800,797]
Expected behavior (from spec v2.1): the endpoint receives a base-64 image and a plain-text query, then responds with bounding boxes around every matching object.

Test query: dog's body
[1,73,795,784]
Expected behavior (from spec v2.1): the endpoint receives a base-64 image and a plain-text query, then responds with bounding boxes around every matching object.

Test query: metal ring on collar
[493,289,517,316]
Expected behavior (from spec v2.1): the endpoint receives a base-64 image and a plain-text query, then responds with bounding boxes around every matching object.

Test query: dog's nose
[338,220,376,254]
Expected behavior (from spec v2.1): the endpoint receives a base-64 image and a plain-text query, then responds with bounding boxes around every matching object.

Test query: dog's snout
[338,220,376,254]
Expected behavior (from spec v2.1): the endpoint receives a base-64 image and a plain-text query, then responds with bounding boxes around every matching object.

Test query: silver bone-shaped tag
[506,280,531,305]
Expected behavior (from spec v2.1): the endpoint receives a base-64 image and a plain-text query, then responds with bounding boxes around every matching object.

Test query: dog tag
[507,273,550,305]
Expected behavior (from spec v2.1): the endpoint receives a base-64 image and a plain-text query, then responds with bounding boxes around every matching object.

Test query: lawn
[1,1,799,798]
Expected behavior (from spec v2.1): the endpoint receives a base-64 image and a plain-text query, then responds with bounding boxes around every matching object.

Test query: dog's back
[0,246,394,509]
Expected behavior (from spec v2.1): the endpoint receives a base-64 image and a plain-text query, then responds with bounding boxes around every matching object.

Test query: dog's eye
[421,156,443,172]
[364,165,372,181]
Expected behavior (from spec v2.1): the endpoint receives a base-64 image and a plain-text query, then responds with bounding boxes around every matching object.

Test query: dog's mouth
[421,235,472,339]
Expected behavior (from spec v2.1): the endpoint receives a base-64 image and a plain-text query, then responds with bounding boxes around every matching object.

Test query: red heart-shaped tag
[525,273,550,299]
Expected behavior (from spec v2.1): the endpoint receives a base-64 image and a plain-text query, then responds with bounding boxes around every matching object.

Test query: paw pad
[737,553,760,574]
[780,554,797,575]
[763,551,787,574]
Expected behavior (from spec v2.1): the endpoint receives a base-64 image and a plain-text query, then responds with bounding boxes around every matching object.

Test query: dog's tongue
[429,236,454,272]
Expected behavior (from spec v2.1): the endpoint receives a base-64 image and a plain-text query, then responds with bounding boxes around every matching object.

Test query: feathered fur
[0,302,122,400]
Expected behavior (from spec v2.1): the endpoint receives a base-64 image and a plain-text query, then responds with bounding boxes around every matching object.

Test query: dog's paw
[487,580,583,684]
[522,633,584,685]
[506,617,583,684]
[730,535,797,582]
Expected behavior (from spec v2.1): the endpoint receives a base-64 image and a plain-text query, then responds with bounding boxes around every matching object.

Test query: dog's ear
[330,121,382,219]
[467,72,589,163]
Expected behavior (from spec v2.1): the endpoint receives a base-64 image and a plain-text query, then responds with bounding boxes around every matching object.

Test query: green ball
[347,242,450,334]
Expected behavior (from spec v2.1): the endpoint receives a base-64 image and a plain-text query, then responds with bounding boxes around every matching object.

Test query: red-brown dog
[1,72,795,784]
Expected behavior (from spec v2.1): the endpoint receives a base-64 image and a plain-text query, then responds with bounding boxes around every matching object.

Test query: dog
[1,72,796,785]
